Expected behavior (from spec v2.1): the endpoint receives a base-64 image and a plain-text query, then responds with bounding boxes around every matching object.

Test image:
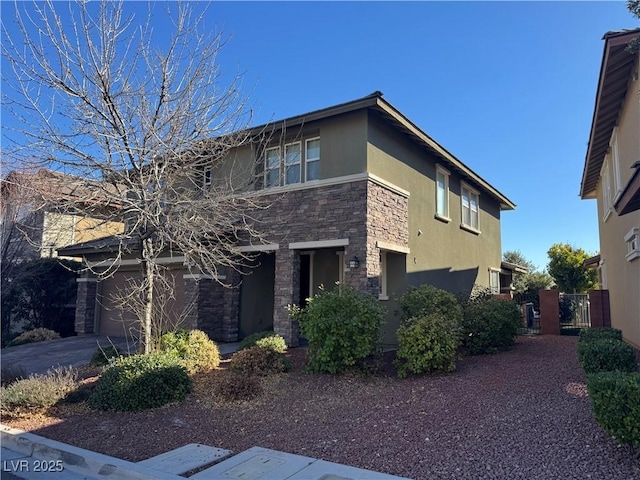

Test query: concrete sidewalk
[1,335,240,377]
[1,425,410,480]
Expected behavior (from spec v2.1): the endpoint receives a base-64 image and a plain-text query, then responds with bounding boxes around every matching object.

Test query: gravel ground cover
[4,335,640,479]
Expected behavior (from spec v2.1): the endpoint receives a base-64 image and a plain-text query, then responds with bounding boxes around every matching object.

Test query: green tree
[547,243,598,293]
[626,1,640,53]
[502,250,553,294]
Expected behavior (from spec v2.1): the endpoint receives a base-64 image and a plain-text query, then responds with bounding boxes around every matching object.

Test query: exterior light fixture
[349,256,360,269]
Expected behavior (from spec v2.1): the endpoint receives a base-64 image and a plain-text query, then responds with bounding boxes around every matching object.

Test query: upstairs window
[284,142,301,185]
[625,227,640,262]
[435,166,450,219]
[306,138,320,181]
[265,147,281,188]
[602,161,613,221]
[461,183,479,231]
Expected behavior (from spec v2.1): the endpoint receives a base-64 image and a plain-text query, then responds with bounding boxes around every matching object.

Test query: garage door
[98,268,187,337]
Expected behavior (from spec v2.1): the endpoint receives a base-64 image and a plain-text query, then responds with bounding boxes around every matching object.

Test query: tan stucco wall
[74,216,124,243]
[366,112,503,295]
[595,61,640,349]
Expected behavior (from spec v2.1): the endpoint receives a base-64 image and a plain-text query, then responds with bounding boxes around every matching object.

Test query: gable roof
[249,92,516,211]
[580,28,640,199]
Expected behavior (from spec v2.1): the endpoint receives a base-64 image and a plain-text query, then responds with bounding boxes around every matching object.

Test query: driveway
[1,335,135,376]
[1,335,241,377]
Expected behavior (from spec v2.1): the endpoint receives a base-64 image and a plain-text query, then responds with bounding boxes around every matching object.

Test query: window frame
[203,169,212,187]
[435,165,450,222]
[624,227,640,262]
[611,127,622,201]
[264,146,281,188]
[305,137,320,182]
[601,159,613,222]
[284,141,302,186]
[460,182,480,233]
[489,268,501,294]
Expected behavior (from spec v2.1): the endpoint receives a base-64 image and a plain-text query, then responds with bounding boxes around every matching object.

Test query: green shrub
[229,347,288,376]
[397,284,463,321]
[214,370,263,401]
[88,353,191,412]
[297,285,385,374]
[587,371,640,448]
[394,313,460,378]
[0,367,77,416]
[159,329,220,374]
[239,331,288,354]
[461,298,521,355]
[577,339,637,374]
[7,328,61,347]
[579,327,623,343]
[89,345,123,367]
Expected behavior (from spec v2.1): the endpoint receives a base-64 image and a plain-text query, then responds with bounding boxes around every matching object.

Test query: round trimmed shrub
[298,285,386,374]
[229,346,288,376]
[8,328,61,347]
[587,371,640,447]
[397,285,463,321]
[394,313,460,377]
[159,329,220,374]
[461,298,521,355]
[579,327,623,344]
[214,370,263,401]
[88,353,191,412]
[239,331,287,353]
[577,339,637,374]
[89,345,123,367]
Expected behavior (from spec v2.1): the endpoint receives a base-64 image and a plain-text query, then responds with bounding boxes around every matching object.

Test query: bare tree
[2,1,270,352]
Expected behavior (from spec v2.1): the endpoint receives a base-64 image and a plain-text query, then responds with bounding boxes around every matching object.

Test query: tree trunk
[142,238,155,354]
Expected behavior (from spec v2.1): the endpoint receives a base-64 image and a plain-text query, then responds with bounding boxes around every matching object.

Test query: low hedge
[587,371,640,448]
[88,353,191,412]
[578,327,623,344]
[577,339,637,374]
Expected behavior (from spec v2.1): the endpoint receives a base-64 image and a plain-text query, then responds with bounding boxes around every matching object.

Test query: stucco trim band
[376,240,410,254]
[182,273,226,281]
[289,239,350,250]
[237,244,280,252]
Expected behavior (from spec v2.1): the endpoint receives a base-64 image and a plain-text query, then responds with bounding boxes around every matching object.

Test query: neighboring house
[580,29,640,349]
[62,92,516,347]
[1,169,124,261]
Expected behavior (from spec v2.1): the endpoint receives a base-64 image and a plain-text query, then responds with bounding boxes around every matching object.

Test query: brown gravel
[4,335,640,479]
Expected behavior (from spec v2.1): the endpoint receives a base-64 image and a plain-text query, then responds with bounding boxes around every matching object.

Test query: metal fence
[514,291,541,335]
[559,293,590,335]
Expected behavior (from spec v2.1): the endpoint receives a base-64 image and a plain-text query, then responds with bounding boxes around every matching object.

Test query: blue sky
[2,1,638,271]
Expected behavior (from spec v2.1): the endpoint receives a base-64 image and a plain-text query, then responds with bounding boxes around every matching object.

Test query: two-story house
[580,28,640,350]
[64,92,516,347]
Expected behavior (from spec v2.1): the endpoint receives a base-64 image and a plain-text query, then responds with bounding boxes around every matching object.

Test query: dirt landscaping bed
[3,335,639,479]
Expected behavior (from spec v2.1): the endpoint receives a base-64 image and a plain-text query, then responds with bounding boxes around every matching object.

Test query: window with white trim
[611,127,622,199]
[436,166,450,219]
[306,138,320,181]
[265,146,281,188]
[602,160,613,221]
[284,142,301,185]
[203,169,212,187]
[461,183,479,231]
[597,259,607,289]
[489,268,500,294]
[625,227,640,262]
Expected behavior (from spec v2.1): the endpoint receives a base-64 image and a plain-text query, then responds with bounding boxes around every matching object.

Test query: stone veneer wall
[183,270,240,343]
[74,277,97,334]
[247,178,409,346]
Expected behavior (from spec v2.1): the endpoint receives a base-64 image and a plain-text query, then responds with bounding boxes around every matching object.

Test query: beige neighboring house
[1,169,124,261]
[62,92,517,346]
[580,28,640,349]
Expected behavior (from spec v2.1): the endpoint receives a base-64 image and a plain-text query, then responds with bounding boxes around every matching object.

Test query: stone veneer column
[183,273,241,342]
[273,248,300,347]
[75,276,98,334]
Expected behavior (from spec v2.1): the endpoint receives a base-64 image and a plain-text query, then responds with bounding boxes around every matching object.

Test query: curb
[1,425,185,480]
